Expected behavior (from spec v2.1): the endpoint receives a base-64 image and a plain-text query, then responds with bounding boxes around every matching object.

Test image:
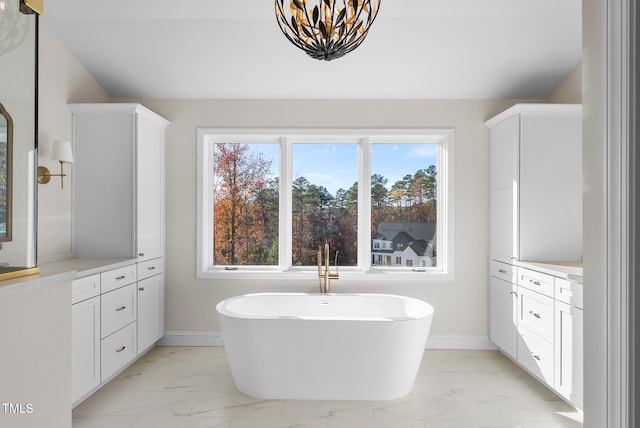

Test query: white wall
[0,279,72,428]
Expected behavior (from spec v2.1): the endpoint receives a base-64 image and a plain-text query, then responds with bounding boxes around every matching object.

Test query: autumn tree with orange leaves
[213,143,278,265]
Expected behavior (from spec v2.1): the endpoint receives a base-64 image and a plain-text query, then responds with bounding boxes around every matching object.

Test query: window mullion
[280,137,293,271]
[359,138,372,271]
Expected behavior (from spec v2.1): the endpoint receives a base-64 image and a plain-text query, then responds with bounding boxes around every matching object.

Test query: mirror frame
[0,102,13,243]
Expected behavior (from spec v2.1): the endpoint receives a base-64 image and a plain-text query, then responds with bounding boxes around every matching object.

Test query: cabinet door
[137,274,164,353]
[136,114,164,260]
[555,302,583,409]
[490,115,519,263]
[72,296,101,405]
[489,276,518,358]
[73,112,136,258]
[519,113,582,261]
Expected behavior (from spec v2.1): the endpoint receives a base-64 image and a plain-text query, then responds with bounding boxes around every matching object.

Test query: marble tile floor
[72,346,583,428]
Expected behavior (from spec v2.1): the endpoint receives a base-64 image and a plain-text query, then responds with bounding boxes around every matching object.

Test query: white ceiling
[42,0,582,100]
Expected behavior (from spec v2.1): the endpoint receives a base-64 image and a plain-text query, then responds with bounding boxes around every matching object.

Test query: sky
[248,142,438,196]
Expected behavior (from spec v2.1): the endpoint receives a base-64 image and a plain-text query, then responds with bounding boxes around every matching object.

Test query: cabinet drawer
[101,283,137,339]
[137,258,163,281]
[555,278,583,309]
[72,274,101,304]
[518,287,554,343]
[518,326,554,386]
[101,265,137,293]
[490,260,517,283]
[518,267,554,297]
[101,322,137,382]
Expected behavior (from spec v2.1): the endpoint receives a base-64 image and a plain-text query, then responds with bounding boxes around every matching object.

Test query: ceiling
[42,0,582,100]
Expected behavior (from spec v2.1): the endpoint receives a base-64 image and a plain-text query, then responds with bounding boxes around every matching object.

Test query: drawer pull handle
[498,269,507,274]
[139,252,145,257]
[529,310,541,319]
[510,290,518,296]
[148,266,156,271]
[529,351,541,361]
[116,346,126,353]
[529,279,541,286]
[139,287,145,292]
[116,275,126,280]
[116,306,127,312]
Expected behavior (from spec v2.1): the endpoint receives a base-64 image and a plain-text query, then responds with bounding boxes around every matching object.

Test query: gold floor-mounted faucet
[317,243,339,293]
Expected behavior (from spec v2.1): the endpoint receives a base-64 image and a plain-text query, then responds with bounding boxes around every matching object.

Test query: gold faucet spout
[318,243,339,293]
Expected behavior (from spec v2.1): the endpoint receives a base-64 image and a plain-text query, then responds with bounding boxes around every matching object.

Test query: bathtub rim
[215,292,434,322]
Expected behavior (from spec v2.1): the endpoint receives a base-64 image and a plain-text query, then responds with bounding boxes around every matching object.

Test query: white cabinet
[555,299,584,409]
[489,276,518,358]
[101,283,137,339]
[71,259,165,407]
[137,271,164,353]
[487,104,583,410]
[71,295,100,404]
[101,322,137,382]
[69,103,169,261]
[489,260,518,359]
[486,104,582,264]
[69,103,168,406]
[137,257,164,353]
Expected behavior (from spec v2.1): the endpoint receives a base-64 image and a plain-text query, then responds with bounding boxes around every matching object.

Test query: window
[197,129,454,279]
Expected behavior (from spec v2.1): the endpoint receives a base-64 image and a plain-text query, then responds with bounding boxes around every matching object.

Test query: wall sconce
[38,140,73,189]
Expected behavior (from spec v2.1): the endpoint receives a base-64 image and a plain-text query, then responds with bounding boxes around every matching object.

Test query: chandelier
[275,0,381,61]
[0,0,28,55]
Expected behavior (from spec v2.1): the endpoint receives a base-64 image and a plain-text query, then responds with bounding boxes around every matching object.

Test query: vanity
[39,257,165,407]
[486,104,583,410]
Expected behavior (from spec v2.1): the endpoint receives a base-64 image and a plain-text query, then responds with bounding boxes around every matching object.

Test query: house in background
[372,222,436,267]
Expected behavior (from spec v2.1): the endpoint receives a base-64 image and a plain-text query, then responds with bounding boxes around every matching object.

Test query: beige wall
[581,0,608,425]
[548,63,582,104]
[37,24,109,261]
[124,98,537,340]
[37,23,582,342]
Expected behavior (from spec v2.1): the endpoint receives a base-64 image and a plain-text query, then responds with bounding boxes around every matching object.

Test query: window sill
[197,268,453,282]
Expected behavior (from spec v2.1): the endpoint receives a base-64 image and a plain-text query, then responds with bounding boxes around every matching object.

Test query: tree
[371,173,388,231]
[213,143,275,265]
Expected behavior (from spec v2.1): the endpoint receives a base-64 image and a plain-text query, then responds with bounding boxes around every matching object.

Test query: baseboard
[157,331,496,350]
[426,335,497,350]
[157,331,224,347]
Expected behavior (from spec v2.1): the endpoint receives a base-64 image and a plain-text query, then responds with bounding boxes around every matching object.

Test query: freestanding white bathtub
[216,292,434,401]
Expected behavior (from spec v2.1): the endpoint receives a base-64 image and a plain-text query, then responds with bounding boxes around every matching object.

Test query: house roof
[375,222,436,242]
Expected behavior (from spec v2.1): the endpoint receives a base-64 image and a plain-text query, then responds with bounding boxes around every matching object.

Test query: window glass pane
[213,142,279,265]
[371,143,438,268]
[292,143,358,267]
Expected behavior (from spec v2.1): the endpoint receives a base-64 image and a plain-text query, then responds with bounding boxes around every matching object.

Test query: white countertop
[517,260,583,282]
[38,257,136,278]
[0,257,136,299]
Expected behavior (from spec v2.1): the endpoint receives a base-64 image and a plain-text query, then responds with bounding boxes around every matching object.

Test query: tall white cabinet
[488,104,582,264]
[486,104,583,410]
[70,103,169,261]
[69,104,169,406]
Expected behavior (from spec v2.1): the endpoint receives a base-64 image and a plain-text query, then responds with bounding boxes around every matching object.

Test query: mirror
[0,102,12,242]
[0,3,38,278]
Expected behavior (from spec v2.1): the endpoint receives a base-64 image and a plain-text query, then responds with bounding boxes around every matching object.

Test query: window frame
[196,128,455,281]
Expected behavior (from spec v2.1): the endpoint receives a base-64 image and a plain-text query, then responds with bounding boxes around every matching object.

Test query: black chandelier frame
[275,0,381,61]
